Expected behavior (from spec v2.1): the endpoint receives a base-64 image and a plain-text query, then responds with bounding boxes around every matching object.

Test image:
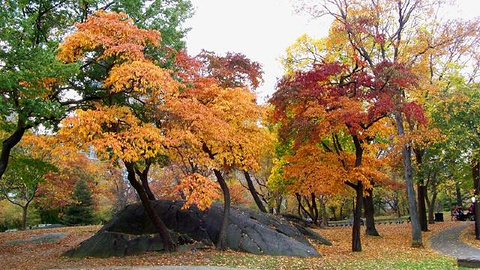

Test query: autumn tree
[0,0,192,180]
[167,51,269,250]
[432,78,480,238]
[32,148,122,223]
[293,0,480,247]
[271,61,397,251]
[57,12,181,251]
[279,33,405,234]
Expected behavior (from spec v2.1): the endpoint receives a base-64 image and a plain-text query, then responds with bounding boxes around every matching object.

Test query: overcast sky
[184,0,479,103]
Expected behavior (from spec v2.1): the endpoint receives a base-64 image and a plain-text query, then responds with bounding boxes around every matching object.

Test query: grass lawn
[0,220,470,269]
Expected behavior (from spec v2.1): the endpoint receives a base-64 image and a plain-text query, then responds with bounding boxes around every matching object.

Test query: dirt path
[430,222,480,259]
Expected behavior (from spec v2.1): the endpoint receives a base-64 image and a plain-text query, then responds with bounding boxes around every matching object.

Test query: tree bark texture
[352,182,363,252]
[0,127,27,179]
[214,169,230,250]
[364,189,380,236]
[394,112,423,247]
[124,162,174,251]
[413,148,428,231]
[275,196,282,214]
[243,170,267,213]
[473,161,480,240]
[21,206,28,231]
[417,184,428,231]
[137,163,156,201]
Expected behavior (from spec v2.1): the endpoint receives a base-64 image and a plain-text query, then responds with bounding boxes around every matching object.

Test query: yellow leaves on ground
[460,224,480,249]
[57,11,160,63]
[0,221,461,270]
[173,173,220,211]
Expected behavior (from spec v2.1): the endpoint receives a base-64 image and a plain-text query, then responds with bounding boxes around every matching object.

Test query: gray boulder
[65,200,322,258]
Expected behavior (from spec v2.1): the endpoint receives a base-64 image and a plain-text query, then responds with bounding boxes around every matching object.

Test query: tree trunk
[394,112,423,247]
[427,196,436,224]
[124,162,174,251]
[413,148,428,231]
[350,134,364,251]
[364,189,380,236]
[352,182,363,252]
[473,161,480,240]
[21,206,28,230]
[297,195,303,218]
[296,193,313,221]
[243,171,267,213]
[417,184,428,231]
[425,172,437,225]
[0,126,27,179]
[275,196,282,214]
[213,169,230,250]
[138,164,156,201]
[311,193,319,224]
[330,206,337,221]
[301,194,316,224]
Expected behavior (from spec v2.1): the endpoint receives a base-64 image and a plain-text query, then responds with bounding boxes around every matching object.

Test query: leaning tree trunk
[124,162,174,251]
[214,169,230,250]
[394,112,423,247]
[243,171,267,213]
[364,189,380,236]
[0,126,27,179]
[138,164,156,201]
[296,193,315,221]
[296,194,305,218]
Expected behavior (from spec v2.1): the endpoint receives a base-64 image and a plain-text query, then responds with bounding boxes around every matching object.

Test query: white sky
[185,0,479,103]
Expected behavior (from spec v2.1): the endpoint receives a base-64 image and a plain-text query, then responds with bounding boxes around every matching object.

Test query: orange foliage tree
[57,11,179,251]
[165,51,271,250]
[293,0,480,247]
[271,62,399,251]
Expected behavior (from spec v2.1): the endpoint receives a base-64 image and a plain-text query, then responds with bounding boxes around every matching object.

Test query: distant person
[452,206,464,221]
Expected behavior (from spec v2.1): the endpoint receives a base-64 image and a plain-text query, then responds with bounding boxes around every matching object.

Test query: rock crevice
[65,200,325,258]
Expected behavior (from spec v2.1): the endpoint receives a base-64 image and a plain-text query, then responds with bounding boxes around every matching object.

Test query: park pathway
[430,222,480,260]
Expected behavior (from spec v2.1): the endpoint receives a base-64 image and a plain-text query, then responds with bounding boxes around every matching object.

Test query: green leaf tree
[0,0,192,180]
[0,152,56,230]
[63,179,95,226]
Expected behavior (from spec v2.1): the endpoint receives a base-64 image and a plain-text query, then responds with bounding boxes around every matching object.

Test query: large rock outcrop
[65,200,323,258]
